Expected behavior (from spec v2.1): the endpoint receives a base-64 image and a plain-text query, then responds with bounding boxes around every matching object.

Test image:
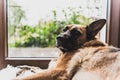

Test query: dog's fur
[15,19,120,80]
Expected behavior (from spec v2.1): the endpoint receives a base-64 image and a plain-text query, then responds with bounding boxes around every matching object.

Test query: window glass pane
[7,0,108,58]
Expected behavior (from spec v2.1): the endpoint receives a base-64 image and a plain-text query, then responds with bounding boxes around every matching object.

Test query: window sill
[5,57,55,60]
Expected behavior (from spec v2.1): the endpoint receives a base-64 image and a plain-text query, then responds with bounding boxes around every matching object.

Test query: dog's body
[70,40,120,80]
[15,19,120,80]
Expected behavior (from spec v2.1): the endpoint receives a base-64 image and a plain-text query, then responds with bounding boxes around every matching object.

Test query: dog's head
[56,19,106,52]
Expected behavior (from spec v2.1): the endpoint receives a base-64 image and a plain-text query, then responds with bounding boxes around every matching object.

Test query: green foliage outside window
[8,4,94,48]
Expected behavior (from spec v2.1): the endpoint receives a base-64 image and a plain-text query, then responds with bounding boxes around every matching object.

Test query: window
[0,0,115,68]
[7,0,108,58]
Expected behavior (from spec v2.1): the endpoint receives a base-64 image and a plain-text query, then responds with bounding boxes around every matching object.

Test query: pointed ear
[86,19,106,40]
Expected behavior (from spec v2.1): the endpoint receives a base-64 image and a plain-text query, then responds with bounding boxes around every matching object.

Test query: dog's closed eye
[70,29,81,36]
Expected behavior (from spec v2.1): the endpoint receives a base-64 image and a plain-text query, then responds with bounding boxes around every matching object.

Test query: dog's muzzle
[56,34,66,48]
[56,30,80,52]
[56,33,73,52]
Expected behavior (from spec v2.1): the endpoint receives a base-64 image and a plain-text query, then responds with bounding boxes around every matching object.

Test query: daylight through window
[7,0,108,58]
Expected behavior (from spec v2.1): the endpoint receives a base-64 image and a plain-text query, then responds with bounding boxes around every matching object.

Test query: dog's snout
[57,33,70,40]
[57,35,64,41]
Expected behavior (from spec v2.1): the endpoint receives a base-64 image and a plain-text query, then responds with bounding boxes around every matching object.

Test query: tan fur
[16,39,120,80]
[14,51,75,80]
[15,19,120,80]
[72,40,120,80]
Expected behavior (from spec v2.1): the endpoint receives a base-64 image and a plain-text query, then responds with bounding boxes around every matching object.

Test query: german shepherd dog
[15,19,120,80]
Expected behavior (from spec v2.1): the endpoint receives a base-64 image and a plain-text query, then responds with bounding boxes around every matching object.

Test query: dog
[14,19,120,80]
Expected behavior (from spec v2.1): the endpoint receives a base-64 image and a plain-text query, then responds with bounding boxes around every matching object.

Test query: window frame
[108,0,120,47]
[1,0,119,69]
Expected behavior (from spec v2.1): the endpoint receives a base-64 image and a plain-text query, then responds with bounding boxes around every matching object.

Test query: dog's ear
[86,19,106,40]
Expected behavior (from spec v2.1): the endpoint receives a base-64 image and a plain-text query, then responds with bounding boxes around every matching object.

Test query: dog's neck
[61,39,106,53]
[82,39,106,48]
